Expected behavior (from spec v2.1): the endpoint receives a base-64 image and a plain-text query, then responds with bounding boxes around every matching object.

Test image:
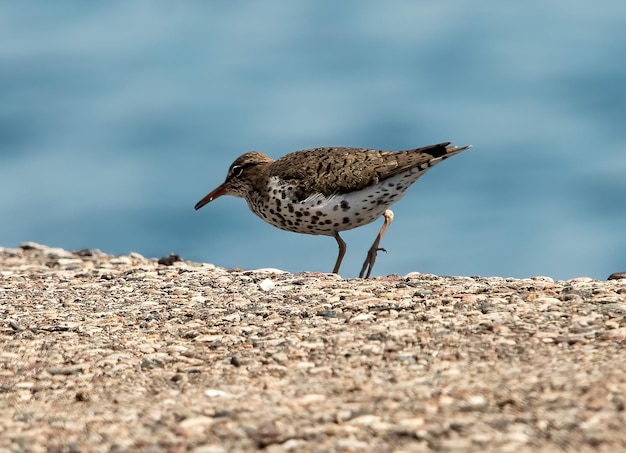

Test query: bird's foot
[359,247,387,279]
[358,210,394,279]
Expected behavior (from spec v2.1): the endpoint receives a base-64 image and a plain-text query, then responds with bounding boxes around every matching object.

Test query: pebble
[251,268,289,274]
[569,276,594,283]
[179,416,216,434]
[193,445,227,453]
[204,389,233,398]
[259,278,275,291]
[531,276,555,282]
[349,312,375,322]
[110,256,133,265]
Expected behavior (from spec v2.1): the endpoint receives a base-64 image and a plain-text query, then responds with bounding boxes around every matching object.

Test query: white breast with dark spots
[247,167,429,236]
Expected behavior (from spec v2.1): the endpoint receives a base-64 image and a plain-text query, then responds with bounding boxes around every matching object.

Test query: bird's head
[194,152,273,210]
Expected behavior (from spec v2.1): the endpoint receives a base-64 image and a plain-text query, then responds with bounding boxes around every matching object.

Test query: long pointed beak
[194,182,229,210]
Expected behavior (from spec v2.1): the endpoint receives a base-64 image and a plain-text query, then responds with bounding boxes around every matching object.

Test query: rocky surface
[1,243,625,452]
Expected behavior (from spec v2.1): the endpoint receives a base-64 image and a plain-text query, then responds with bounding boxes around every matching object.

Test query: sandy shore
[1,243,625,452]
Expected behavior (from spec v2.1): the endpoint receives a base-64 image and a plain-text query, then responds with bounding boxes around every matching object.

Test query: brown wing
[269,142,457,200]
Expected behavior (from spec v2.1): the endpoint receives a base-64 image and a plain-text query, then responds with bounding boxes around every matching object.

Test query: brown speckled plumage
[270,143,457,199]
[195,142,471,277]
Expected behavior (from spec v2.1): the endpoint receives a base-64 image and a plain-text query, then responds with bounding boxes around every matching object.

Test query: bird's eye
[231,165,244,177]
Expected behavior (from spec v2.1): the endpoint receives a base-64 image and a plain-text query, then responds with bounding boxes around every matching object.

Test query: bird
[194,142,471,278]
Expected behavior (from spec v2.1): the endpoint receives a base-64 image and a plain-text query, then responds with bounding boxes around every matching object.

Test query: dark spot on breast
[340,200,350,211]
[334,222,340,227]
[388,182,395,187]
[288,204,294,213]
[343,217,350,224]
[311,216,319,223]
[303,211,311,216]
[281,192,286,199]
[295,211,303,218]
[333,205,339,211]
[315,210,323,216]
[325,219,332,224]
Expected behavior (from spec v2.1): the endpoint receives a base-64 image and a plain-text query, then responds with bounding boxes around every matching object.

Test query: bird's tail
[443,142,472,157]
[404,142,472,160]
[403,142,472,167]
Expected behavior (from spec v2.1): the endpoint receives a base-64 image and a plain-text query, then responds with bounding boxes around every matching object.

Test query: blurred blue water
[1,1,625,280]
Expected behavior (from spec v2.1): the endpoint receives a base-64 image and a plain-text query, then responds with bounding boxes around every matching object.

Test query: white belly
[247,168,427,236]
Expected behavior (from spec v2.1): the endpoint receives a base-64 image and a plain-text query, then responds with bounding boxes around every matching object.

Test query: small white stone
[281,439,307,451]
[252,268,289,274]
[178,415,215,431]
[193,445,227,453]
[223,313,241,322]
[296,394,326,405]
[399,416,425,429]
[259,278,275,292]
[47,247,75,258]
[348,414,382,426]
[531,276,555,282]
[568,276,594,283]
[56,258,83,269]
[350,313,374,322]
[204,389,231,398]
[466,395,488,409]
[272,352,288,363]
[214,276,232,286]
[336,439,369,450]
[534,297,561,308]
[110,256,133,265]
[404,272,422,278]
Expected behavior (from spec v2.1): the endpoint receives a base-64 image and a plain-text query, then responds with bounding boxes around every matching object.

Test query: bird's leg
[332,232,347,274]
[359,210,394,279]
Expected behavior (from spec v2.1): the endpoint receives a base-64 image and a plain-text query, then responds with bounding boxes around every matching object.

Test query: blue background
[1,2,625,279]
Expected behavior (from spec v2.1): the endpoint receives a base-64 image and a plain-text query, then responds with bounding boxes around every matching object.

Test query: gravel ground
[1,243,625,453]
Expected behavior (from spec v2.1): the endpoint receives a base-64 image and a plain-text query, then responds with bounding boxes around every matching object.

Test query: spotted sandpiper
[195,142,471,278]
